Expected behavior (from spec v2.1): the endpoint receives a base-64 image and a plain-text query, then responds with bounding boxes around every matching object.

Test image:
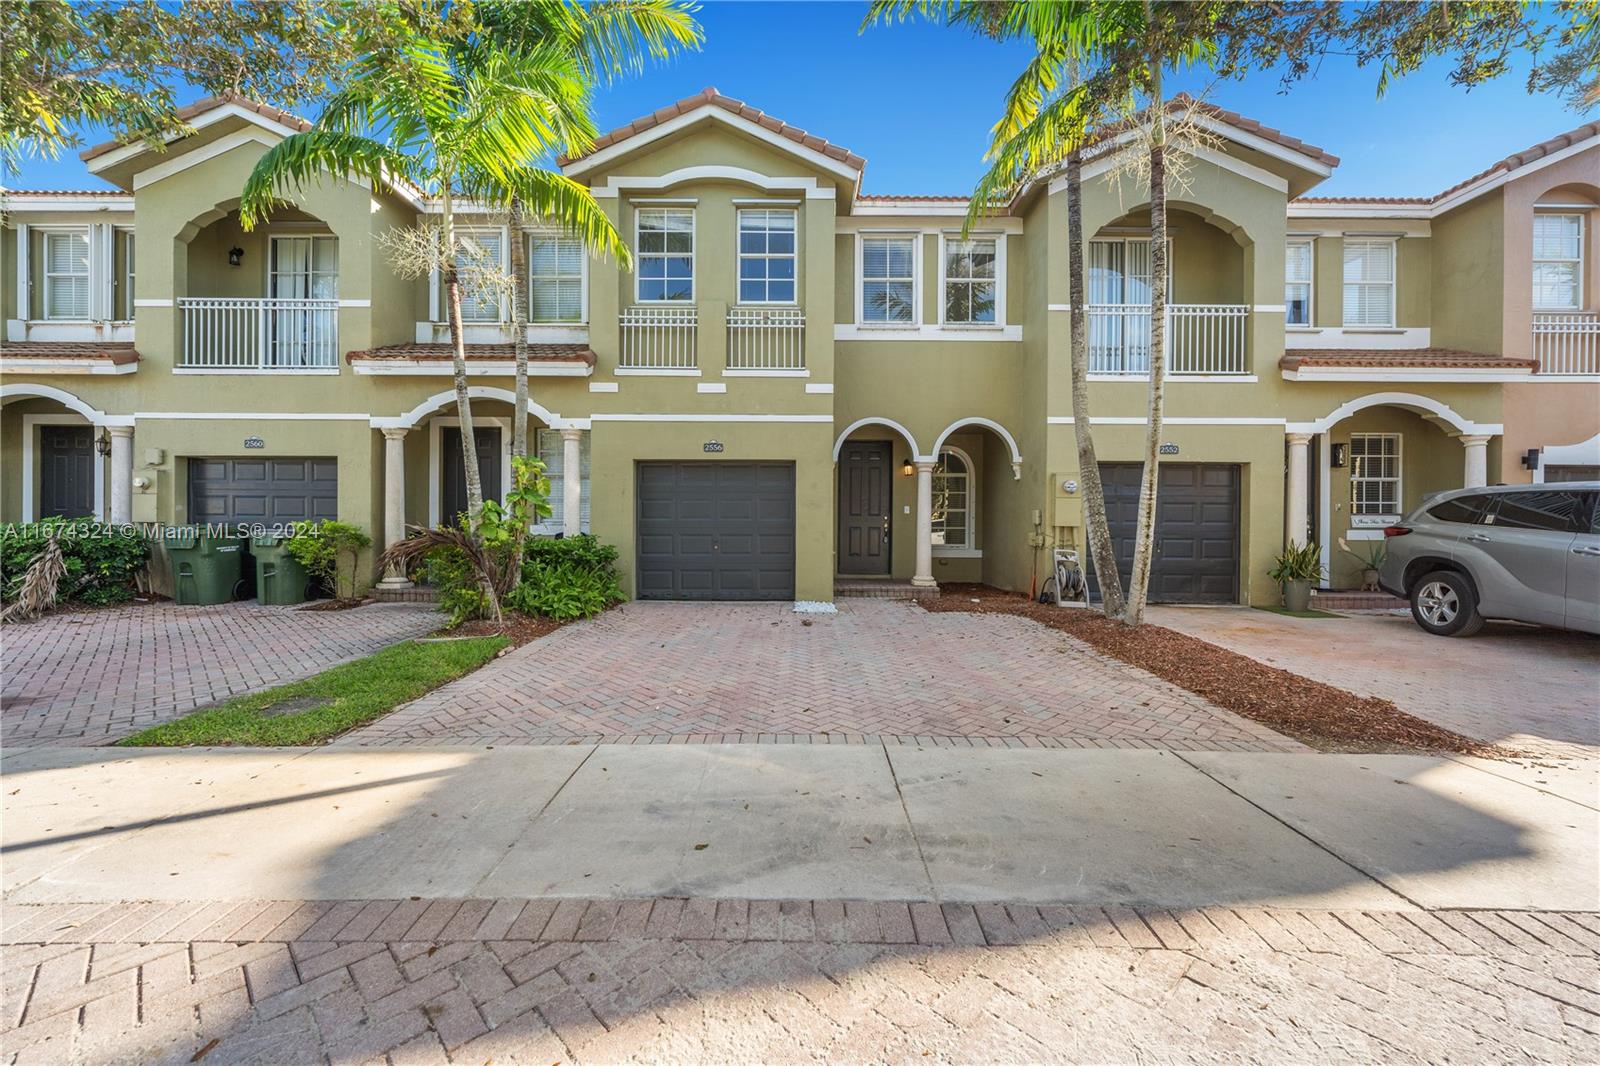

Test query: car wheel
[1410,570,1484,637]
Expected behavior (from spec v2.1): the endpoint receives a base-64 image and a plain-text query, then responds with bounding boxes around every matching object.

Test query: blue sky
[7,1,1586,198]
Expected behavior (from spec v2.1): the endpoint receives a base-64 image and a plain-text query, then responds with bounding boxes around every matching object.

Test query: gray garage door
[189,458,339,526]
[636,462,795,600]
[1095,462,1240,604]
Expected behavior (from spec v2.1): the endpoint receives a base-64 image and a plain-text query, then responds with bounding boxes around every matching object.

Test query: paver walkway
[5,896,1597,1064]
[1150,606,1600,759]
[345,601,1300,751]
[1,602,439,747]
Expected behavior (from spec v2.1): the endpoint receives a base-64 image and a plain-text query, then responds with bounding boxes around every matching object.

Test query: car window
[1486,490,1591,533]
[1427,494,1493,525]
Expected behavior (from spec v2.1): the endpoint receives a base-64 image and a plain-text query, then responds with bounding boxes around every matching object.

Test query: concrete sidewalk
[5,745,1595,912]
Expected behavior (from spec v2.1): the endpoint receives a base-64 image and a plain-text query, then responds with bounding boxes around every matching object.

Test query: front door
[838,440,892,575]
[39,425,96,518]
[441,426,502,528]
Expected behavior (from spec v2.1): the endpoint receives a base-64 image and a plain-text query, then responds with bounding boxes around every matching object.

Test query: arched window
[931,447,975,550]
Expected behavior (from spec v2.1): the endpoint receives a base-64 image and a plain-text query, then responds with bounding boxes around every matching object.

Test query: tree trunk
[1066,151,1126,620]
[1122,33,1167,627]
[509,198,531,463]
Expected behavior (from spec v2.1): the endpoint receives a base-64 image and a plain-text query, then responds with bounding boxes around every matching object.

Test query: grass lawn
[1253,605,1342,619]
[119,636,508,746]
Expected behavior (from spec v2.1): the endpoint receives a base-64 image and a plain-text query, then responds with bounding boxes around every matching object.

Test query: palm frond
[239,129,415,229]
[572,0,704,83]
[464,166,630,267]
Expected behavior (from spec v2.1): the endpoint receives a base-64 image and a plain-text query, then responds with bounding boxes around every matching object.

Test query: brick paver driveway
[345,601,1299,750]
[1150,606,1600,759]
[1,602,439,747]
[5,896,1596,1064]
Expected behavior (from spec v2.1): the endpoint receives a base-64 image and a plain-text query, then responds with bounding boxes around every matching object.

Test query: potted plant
[1337,537,1387,591]
[1268,541,1324,612]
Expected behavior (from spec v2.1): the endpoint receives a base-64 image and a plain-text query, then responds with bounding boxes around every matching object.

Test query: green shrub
[522,533,619,574]
[425,543,491,627]
[285,520,372,600]
[507,534,624,621]
[0,519,148,608]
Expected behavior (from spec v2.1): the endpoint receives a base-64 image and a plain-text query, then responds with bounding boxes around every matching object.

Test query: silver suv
[1378,482,1600,637]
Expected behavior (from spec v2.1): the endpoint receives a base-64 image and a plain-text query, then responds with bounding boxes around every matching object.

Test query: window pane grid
[1342,240,1394,327]
[637,208,694,302]
[862,236,916,323]
[44,231,90,320]
[944,237,997,324]
[1532,214,1582,310]
[529,234,584,322]
[931,449,971,547]
[454,230,504,322]
[737,209,797,304]
[1349,433,1401,516]
[1285,240,1313,326]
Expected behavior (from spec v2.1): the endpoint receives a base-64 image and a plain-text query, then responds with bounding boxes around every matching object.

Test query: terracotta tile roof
[1279,348,1536,371]
[856,194,970,202]
[0,342,139,364]
[1172,94,1339,168]
[1,189,132,199]
[79,91,313,161]
[1295,119,1599,206]
[347,343,596,365]
[561,87,865,172]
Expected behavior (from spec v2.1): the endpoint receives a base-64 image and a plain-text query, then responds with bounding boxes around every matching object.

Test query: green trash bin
[165,528,247,605]
[252,534,310,605]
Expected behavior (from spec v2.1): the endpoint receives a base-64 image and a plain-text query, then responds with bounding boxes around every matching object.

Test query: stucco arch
[377,387,573,431]
[0,383,129,426]
[930,417,1023,475]
[1288,391,1502,436]
[596,165,831,198]
[832,417,920,462]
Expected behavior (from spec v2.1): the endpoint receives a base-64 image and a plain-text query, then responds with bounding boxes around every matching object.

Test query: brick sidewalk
[1,602,440,747]
[5,898,1597,1064]
[345,601,1301,751]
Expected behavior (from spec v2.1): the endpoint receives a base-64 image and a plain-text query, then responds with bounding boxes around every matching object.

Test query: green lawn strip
[1253,605,1341,619]
[118,636,508,747]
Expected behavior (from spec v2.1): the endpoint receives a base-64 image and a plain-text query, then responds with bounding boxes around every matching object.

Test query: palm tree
[239,15,628,527]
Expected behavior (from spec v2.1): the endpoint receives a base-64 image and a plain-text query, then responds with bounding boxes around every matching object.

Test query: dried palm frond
[378,524,517,623]
[1,536,67,624]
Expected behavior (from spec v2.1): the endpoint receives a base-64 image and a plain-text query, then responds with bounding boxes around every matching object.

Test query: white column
[1285,432,1312,546]
[1460,434,1491,489]
[108,426,134,524]
[378,427,412,589]
[561,427,583,537]
[912,460,936,588]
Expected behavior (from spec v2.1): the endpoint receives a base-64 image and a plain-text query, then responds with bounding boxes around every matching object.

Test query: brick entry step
[834,579,938,600]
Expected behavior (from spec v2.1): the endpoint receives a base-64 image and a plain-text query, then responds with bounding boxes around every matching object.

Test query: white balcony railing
[727,307,806,371]
[619,306,697,370]
[179,298,339,370]
[1087,303,1249,376]
[1533,311,1600,375]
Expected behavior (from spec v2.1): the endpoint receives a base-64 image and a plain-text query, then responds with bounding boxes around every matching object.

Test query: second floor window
[1285,239,1313,326]
[44,231,90,320]
[116,231,135,321]
[270,235,338,300]
[861,235,915,323]
[944,237,997,324]
[1342,238,1395,327]
[637,208,694,302]
[1533,213,1583,310]
[738,209,797,303]
[529,234,584,322]
[1349,432,1401,516]
[455,229,504,322]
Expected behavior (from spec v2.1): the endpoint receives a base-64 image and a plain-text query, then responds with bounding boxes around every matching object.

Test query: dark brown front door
[838,440,892,575]
[441,426,502,528]
[39,425,96,518]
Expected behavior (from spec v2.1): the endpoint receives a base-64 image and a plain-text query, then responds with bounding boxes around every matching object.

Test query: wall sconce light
[1521,447,1541,470]
[227,246,245,267]
[901,459,915,477]
[1330,442,1348,469]
[95,429,112,458]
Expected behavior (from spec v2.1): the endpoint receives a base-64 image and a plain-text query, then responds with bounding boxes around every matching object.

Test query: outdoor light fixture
[901,459,915,477]
[95,430,112,458]
[1330,442,1348,468]
[1521,447,1541,470]
[228,246,245,267]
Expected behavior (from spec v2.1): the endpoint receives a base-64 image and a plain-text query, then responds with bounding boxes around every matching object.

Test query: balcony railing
[1087,303,1249,376]
[179,298,339,370]
[1533,311,1600,375]
[619,306,697,370]
[727,308,806,371]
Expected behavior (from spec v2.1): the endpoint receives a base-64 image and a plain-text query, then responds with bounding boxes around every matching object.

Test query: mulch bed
[296,598,367,612]
[444,614,567,648]
[922,584,1511,757]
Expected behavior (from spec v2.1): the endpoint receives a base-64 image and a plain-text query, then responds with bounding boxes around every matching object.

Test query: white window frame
[939,233,1005,327]
[856,231,920,326]
[534,428,591,533]
[115,228,135,322]
[268,234,339,299]
[931,445,977,554]
[1341,237,1396,328]
[634,207,696,304]
[1285,237,1315,327]
[1532,211,1585,311]
[446,225,509,323]
[1349,432,1402,518]
[42,228,91,322]
[526,230,589,324]
[735,208,799,307]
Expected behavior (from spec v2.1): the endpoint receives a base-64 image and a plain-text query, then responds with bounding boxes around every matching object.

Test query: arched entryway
[0,383,132,523]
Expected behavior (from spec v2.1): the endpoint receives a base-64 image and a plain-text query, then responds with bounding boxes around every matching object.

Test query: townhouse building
[2,89,1596,603]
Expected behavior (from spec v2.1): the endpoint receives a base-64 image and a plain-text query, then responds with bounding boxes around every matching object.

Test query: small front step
[373,584,439,604]
[1310,589,1407,611]
[835,579,939,601]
